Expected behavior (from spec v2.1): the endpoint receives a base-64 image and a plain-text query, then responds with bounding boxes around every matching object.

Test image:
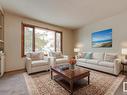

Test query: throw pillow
[50,51,63,59]
[104,53,118,62]
[78,52,85,58]
[92,52,104,60]
[39,52,44,59]
[30,52,44,61]
[84,52,92,59]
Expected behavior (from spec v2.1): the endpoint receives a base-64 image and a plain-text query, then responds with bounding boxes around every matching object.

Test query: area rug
[23,70,125,95]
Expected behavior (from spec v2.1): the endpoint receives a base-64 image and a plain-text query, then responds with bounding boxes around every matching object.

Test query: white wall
[4,13,74,72]
[74,11,127,54]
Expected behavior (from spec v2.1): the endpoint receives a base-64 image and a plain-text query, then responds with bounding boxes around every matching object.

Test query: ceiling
[0,0,127,29]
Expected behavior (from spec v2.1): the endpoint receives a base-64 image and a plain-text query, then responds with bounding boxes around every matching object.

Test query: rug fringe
[23,73,40,95]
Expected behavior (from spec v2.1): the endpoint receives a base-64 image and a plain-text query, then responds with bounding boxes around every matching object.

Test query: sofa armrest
[63,55,68,60]
[49,57,56,67]
[43,56,50,62]
[26,57,32,74]
[26,57,32,65]
[113,58,121,75]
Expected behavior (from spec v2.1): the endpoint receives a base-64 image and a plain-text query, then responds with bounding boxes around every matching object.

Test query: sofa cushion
[32,60,48,67]
[87,59,100,65]
[92,52,104,60]
[98,61,114,68]
[77,58,88,63]
[104,53,118,62]
[56,58,68,64]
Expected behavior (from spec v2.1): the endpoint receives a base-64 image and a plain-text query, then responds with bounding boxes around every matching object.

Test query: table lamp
[74,48,80,59]
[74,48,80,53]
[122,48,127,59]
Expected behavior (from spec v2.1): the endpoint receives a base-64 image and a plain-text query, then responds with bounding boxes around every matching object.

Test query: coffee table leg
[123,64,124,74]
[70,81,73,95]
[88,75,90,85]
[51,70,53,79]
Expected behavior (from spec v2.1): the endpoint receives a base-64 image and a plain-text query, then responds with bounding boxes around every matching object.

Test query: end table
[121,62,127,74]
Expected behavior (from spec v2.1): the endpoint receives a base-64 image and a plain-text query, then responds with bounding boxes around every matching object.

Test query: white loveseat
[76,52,121,75]
[26,52,50,74]
[49,52,69,67]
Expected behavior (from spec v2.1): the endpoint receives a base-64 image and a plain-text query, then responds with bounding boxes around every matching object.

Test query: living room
[0,0,127,95]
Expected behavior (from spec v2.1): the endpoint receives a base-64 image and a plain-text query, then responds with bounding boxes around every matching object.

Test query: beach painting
[92,29,112,48]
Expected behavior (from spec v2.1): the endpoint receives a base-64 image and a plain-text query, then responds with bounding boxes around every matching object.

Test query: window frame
[21,23,63,57]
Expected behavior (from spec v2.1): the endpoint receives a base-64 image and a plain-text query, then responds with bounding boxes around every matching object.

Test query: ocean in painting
[92,29,112,48]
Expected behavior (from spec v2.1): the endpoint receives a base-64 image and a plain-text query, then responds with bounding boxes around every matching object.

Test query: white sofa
[76,52,121,75]
[25,52,50,74]
[49,52,69,67]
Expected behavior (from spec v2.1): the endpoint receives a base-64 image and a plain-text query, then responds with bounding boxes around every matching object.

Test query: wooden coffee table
[50,65,90,95]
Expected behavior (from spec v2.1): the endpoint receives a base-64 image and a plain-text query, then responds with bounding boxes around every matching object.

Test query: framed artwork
[92,29,112,48]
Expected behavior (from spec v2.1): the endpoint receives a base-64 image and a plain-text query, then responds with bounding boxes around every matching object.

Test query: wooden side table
[121,62,127,74]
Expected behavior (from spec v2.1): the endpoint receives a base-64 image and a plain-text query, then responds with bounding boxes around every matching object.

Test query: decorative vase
[70,64,75,69]
[68,57,76,70]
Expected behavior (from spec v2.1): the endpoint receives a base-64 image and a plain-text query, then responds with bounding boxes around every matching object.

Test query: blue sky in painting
[92,29,112,42]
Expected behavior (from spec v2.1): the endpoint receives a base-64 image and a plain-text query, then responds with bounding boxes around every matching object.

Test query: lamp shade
[122,48,127,55]
[74,48,80,52]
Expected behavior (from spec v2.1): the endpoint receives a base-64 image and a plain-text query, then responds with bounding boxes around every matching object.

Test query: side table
[121,62,127,74]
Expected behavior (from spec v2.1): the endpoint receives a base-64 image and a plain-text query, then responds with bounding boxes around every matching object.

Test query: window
[56,32,62,51]
[21,24,62,57]
[35,28,55,52]
[24,26,34,53]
